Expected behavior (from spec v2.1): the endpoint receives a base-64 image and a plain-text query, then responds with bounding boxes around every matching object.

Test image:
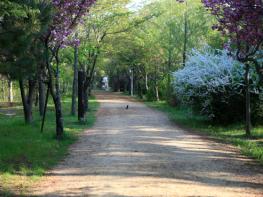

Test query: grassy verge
[145,100,263,165]
[0,96,99,195]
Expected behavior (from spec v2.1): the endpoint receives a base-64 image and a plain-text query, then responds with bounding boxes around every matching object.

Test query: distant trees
[75,0,153,120]
[103,0,222,101]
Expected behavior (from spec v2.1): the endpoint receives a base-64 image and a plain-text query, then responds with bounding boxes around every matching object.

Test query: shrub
[172,46,261,124]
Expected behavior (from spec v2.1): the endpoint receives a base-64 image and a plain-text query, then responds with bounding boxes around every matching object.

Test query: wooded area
[0,0,262,195]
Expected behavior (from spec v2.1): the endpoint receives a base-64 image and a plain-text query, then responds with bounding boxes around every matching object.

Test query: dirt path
[31,91,263,197]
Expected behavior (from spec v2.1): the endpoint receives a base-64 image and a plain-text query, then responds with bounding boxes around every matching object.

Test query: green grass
[145,100,263,165]
[0,96,99,195]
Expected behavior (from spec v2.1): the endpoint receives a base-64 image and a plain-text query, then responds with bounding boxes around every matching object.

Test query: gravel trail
[31,91,263,197]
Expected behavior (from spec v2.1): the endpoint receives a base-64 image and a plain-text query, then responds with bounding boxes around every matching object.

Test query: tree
[124,0,221,101]
[0,0,48,123]
[75,0,154,120]
[40,0,96,139]
[203,0,263,135]
[71,35,79,116]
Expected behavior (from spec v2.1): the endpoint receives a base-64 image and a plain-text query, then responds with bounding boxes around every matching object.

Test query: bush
[172,46,261,124]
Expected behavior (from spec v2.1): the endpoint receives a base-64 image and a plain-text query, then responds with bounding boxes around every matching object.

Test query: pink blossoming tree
[202,0,263,135]
[42,0,96,139]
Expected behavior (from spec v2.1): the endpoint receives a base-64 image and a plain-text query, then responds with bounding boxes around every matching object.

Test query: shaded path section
[32,91,263,197]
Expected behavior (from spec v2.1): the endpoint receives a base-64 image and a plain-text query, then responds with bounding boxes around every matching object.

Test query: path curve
[31,91,263,197]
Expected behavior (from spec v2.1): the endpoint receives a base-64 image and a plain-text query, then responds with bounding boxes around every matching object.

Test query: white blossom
[172,46,245,118]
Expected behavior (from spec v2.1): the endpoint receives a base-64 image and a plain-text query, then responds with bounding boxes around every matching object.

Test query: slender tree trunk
[52,92,63,139]
[245,64,251,136]
[138,82,143,99]
[39,80,45,116]
[167,47,172,100]
[145,73,149,91]
[43,43,64,139]
[253,60,263,85]
[53,55,64,139]
[130,69,134,96]
[71,46,78,116]
[7,79,13,103]
[78,70,85,122]
[84,87,89,112]
[1,80,5,101]
[41,83,50,133]
[35,91,38,107]
[48,77,64,138]
[154,63,159,101]
[19,79,35,124]
[182,1,188,67]
[155,85,160,101]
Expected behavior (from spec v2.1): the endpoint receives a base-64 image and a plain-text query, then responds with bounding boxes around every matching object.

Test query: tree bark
[167,46,172,100]
[182,1,188,67]
[52,91,64,139]
[53,54,64,139]
[7,79,13,103]
[145,73,149,91]
[155,85,160,101]
[130,68,134,96]
[71,46,78,116]
[78,70,85,122]
[84,87,89,113]
[38,80,45,116]
[43,41,64,139]
[35,91,38,107]
[245,64,251,136]
[19,79,36,124]
[1,80,5,101]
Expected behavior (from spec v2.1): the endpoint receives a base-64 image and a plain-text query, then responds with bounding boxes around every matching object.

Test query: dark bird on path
[126,105,129,109]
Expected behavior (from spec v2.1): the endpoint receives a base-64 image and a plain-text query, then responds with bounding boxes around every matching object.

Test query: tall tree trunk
[78,70,85,122]
[53,54,64,139]
[1,80,5,101]
[35,91,38,107]
[19,79,35,124]
[7,79,13,103]
[52,91,63,139]
[155,85,160,101]
[84,87,89,113]
[145,73,149,91]
[245,64,251,136]
[182,1,188,67]
[138,82,143,99]
[38,80,45,116]
[44,43,64,139]
[130,69,134,96]
[167,47,172,100]
[71,46,78,116]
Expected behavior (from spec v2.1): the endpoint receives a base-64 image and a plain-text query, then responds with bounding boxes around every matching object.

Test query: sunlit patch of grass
[146,100,263,165]
[0,96,99,195]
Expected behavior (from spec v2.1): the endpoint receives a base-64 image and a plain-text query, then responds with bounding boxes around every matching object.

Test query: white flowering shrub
[172,46,257,122]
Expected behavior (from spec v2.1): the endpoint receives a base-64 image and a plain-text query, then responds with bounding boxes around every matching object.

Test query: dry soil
[30,91,263,197]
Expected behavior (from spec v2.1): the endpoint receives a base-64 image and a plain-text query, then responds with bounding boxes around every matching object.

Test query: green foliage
[0,0,51,79]
[100,0,224,101]
[0,0,28,17]
[172,47,262,124]
[0,97,99,193]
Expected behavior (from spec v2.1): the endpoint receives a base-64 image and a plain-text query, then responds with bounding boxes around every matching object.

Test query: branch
[106,13,157,35]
